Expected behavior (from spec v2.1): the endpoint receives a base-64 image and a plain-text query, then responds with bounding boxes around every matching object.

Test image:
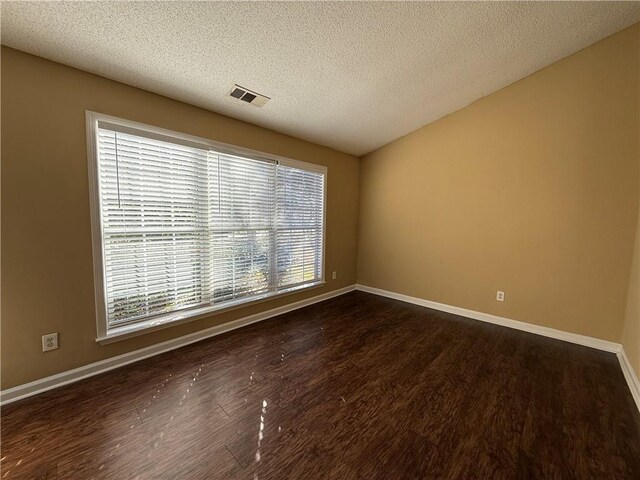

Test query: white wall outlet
[496,291,505,302]
[332,271,337,280]
[42,333,58,352]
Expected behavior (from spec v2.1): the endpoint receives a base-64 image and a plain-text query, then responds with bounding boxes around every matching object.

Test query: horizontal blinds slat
[97,125,324,329]
[107,289,204,310]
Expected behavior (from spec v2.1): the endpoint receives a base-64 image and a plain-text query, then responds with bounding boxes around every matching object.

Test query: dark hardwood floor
[2,291,640,479]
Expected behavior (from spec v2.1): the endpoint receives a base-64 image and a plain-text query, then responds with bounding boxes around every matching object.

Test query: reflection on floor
[2,291,640,479]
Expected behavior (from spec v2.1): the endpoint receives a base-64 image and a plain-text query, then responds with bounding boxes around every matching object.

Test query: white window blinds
[91,116,325,335]
[276,165,324,289]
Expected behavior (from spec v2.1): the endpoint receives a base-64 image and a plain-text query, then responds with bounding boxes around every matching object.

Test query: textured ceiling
[2,1,639,156]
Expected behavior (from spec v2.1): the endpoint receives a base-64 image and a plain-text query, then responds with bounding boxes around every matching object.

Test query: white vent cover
[228,84,270,107]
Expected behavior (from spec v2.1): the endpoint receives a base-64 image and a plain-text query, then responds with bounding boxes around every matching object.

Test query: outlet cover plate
[42,333,58,352]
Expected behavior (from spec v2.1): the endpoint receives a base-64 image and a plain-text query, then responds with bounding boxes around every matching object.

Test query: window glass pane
[276,165,324,288]
[98,129,209,327]
[209,153,275,231]
[210,230,272,302]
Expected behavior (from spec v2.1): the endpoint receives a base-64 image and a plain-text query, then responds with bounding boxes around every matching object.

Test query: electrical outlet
[332,271,337,280]
[42,333,58,352]
[496,291,505,302]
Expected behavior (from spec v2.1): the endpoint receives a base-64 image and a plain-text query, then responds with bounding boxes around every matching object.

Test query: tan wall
[622,213,640,378]
[621,31,640,378]
[358,25,640,342]
[0,47,360,389]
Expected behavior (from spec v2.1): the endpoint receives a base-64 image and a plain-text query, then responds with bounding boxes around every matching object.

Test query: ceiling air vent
[228,84,270,107]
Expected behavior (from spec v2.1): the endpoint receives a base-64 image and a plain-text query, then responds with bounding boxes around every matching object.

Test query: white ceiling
[2,2,639,156]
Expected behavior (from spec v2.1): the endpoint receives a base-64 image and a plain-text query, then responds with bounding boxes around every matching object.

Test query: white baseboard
[355,284,640,412]
[0,285,356,405]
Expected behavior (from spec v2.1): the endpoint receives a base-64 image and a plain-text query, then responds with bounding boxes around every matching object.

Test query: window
[87,112,326,341]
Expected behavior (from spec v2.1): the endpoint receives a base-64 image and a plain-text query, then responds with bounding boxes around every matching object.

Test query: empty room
[1,1,640,478]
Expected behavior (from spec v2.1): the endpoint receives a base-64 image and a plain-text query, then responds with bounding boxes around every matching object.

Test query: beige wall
[621,30,640,378]
[358,25,640,342]
[1,47,360,389]
[622,213,640,378]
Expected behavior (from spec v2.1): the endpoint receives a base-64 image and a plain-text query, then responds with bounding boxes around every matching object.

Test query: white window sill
[96,281,325,345]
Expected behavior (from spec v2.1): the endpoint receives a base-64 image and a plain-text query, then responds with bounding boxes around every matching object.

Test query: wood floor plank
[2,291,639,479]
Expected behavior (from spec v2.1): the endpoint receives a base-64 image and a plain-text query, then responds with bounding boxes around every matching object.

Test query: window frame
[86,111,327,343]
